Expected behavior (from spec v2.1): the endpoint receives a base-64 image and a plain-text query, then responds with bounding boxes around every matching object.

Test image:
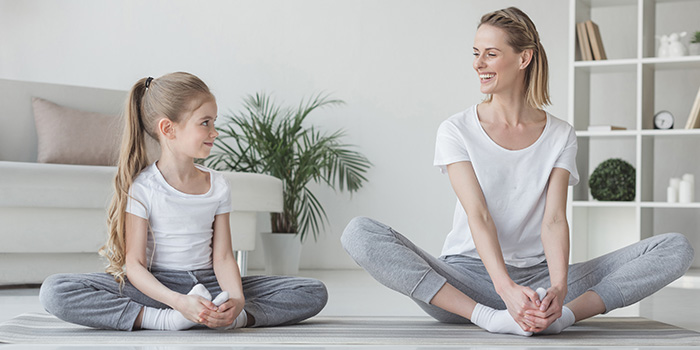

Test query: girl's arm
[446,161,540,328]
[124,213,216,323]
[200,213,246,328]
[525,167,571,331]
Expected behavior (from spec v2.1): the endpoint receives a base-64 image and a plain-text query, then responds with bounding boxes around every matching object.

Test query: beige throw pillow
[33,97,122,166]
[32,97,162,166]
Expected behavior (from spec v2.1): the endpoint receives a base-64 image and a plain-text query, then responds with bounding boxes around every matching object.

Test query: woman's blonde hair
[479,7,550,109]
[100,72,214,285]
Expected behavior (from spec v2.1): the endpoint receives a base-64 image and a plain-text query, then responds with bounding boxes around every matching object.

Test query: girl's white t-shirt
[126,163,232,271]
[433,105,579,268]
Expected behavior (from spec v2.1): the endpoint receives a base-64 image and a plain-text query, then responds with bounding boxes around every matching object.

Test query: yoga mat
[1,313,699,346]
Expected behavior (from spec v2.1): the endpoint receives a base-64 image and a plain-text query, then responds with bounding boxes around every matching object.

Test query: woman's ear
[519,48,534,70]
[157,118,176,140]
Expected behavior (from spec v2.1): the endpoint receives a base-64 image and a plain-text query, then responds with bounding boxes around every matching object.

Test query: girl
[40,72,328,331]
[342,7,693,336]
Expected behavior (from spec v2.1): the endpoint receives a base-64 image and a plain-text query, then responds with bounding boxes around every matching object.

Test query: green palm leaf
[201,92,372,242]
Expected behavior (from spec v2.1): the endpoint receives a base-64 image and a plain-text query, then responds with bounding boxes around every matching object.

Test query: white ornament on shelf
[657,32,688,57]
[680,180,692,203]
[670,177,681,190]
[668,32,688,57]
[657,34,670,57]
[682,173,695,202]
[667,186,678,203]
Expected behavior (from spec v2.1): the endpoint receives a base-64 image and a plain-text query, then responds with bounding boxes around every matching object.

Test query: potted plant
[689,31,700,56]
[201,92,371,274]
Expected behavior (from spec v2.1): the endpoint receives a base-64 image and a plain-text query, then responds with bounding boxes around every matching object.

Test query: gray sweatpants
[341,216,694,323]
[39,269,328,331]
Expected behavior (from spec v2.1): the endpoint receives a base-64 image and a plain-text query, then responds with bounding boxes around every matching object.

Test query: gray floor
[1,269,699,349]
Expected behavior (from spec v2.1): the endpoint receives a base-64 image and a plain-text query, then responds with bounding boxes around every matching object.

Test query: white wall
[0,0,570,269]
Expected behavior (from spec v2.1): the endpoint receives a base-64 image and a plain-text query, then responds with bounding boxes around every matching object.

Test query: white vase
[260,232,302,275]
[689,43,700,56]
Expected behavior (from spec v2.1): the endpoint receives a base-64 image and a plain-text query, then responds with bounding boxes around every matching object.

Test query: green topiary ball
[589,158,635,201]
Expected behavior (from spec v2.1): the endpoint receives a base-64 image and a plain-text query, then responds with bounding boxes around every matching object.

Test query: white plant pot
[260,232,302,275]
[689,43,700,56]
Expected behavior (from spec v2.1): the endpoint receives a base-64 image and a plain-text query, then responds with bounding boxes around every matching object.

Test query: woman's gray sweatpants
[39,269,328,331]
[341,216,694,323]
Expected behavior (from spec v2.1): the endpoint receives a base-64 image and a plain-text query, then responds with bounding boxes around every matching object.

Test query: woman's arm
[200,213,246,328]
[446,162,540,328]
[525,167,571,331]
[124,213,216,323]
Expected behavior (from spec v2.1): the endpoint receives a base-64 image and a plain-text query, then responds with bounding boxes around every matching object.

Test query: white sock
[536,287,547,302]
[538,306,575,335]
[140,284,212,331]
[211,291,247,329]
[471,303,533,336]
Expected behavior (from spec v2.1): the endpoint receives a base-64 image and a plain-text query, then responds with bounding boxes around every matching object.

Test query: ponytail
[100,78,152,285]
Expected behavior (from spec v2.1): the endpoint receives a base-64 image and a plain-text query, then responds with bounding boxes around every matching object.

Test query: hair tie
[145,77,154,89]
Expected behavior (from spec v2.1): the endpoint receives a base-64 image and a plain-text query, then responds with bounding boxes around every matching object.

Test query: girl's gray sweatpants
[39,269,328,331]
[341,216,694,323]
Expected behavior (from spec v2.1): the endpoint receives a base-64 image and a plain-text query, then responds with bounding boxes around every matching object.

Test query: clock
[653,110,674,129]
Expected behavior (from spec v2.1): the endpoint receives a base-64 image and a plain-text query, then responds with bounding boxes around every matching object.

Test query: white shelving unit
[567,0,700,292]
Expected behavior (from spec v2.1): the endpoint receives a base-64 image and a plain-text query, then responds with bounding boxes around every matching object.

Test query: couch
[0,78,281,284]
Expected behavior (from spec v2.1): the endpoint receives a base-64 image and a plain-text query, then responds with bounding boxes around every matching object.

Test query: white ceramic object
[667,186,678,203]
[657,34,670,57]
[261,232,303,275]
[668,32,688,57]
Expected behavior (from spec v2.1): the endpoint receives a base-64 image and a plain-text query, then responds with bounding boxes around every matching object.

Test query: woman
[341,7,693,336]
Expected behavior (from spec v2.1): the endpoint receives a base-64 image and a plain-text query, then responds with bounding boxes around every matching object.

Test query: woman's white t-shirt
[126,163,232,271]
[433,105,579,268]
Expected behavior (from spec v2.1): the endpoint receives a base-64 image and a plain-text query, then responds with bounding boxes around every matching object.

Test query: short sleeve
[216,176,233,215]
[553,127,580,186]
[433,120,470,174]
[126,182,150,219]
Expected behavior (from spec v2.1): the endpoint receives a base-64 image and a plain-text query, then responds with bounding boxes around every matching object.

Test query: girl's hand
[497,282,541,331]
[524,286,567,332]
[199,298,244,329]
[175,294,217,324]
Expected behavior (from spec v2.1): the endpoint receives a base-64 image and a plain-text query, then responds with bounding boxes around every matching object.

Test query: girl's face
[472,24,528,97]
[171,98,219,159]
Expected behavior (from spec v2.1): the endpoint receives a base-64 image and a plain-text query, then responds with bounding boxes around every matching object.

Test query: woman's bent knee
[341,216,390,256]
[664,232,695,270]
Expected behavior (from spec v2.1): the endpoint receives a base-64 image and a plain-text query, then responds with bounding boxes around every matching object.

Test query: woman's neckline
[473,104,549,152]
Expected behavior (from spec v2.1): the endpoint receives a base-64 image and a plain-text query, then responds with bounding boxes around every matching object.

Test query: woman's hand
[199,298,245,329]
[524,285,567,332]
[497,282,542,331]
[174,294,217,324]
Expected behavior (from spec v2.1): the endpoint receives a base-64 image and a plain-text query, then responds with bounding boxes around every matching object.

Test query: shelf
[572,201,637,207]
[573,201,700,208]
[639,129,700,136]
[574,59,637,72]
[668,267,700,290]
[641,56,700,70]
[640,202,700,208]
[576,130,637,137]
[581,0,636,7]
[576,129,700,137]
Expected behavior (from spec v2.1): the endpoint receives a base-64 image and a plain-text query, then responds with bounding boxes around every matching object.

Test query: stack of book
[576,20,607,61]
[685,85,700,129]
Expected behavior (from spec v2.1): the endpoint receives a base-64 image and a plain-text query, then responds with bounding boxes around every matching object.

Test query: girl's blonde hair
[100,72,214,284]
[479,7,550,109]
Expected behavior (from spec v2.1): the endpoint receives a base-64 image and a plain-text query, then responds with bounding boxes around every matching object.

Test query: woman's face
[472,24,528,97]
